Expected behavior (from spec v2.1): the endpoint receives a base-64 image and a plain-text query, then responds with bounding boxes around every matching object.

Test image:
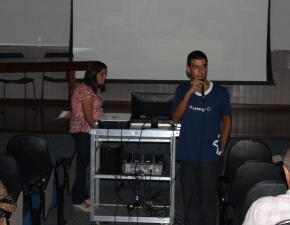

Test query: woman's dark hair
[83,61,107,93]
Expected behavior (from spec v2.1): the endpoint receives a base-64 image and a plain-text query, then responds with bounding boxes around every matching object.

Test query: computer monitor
[131,92,175,128]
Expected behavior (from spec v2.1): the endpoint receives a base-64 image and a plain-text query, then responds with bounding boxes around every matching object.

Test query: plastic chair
[241,180,287,224]
[222,140,273,180]
[41,53,72,107]
[275,220,290,225]
[0,153,41,225]
[219,140,273,224]
[222,160,285,225]
[0,53,36,112]
[6,134,68,225]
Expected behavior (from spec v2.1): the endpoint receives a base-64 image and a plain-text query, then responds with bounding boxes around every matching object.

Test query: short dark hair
[283,145,290,171]
[187,50,208,66]
[83,61,107,93]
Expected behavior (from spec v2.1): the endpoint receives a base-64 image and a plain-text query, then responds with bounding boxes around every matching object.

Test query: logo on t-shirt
[213,134,221,155]
[189,105,210,112]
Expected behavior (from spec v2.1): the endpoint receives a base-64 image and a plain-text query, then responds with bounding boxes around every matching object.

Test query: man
[171,50,232,225]
[243,146,290,225]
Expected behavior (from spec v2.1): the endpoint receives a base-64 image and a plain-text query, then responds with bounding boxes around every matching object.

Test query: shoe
[73,203,90,213]
[84,198,91,206]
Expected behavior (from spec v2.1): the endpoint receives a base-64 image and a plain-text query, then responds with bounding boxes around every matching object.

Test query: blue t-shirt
[172,81,231,162]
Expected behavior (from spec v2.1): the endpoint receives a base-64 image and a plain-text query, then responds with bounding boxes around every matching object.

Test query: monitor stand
[151,116,158,128]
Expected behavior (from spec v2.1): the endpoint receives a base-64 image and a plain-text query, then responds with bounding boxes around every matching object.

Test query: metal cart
[89,124,179,224]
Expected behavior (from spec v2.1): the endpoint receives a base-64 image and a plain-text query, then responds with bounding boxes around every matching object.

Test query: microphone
[200,79,205,102]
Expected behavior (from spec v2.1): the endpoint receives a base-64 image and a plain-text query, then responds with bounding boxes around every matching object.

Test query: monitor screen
[131,92,174,128]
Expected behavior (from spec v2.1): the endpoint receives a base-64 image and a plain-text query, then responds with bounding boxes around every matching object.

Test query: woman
[69,61,107,212]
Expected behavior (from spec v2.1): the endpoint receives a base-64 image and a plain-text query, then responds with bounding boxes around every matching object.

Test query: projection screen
[78,0,272,83]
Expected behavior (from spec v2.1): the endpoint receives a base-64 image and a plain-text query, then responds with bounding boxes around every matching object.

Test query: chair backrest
[6,134,52,186]
[0,53,24,59]
[0,153,24,198]
[0,153,27,225]
[224,140,272,181]
[275,220,290,225]
[241,180,288,224]
[229,160,285,224]
[6,134,56,221]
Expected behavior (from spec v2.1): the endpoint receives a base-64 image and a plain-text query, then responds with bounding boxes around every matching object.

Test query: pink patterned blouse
[70,83,103,133]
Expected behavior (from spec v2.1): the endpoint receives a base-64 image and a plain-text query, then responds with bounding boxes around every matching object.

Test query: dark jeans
[71,132,90,204]
[180,158,223,225]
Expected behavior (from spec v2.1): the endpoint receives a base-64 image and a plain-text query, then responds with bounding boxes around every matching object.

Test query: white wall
[0,0,70,46]
[270,0,290,50]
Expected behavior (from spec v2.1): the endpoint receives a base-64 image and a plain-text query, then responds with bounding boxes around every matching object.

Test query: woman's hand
[64,111,72,119]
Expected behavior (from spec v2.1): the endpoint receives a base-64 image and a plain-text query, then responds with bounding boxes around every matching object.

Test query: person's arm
[171,92,191,122]
[221,115,232,155]
[82,98,97,127]
[171,80,202,122]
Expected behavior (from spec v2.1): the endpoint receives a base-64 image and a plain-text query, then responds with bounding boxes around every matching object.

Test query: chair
[41,53,72,107]
[0,53,36,112]
[275,220,290,225]
[241,180,287,224]
[6,134,68,225]
[222,140,273,180]
[222,160,285,225]
[0,153,41,225]
[219,140,273,224]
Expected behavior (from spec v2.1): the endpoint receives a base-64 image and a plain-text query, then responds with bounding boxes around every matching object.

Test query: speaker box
[144,153,153,163]
[121,153,132,163]
[132,153,142,163]
[155,154,165,164]
[100,143,123,174]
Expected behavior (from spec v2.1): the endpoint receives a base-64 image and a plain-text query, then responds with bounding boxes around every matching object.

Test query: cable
[108,117,176,223]
[184,97,207,225]
[137,120,147,154]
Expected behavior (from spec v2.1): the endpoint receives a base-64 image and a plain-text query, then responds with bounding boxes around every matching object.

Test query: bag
[0,181,17,213]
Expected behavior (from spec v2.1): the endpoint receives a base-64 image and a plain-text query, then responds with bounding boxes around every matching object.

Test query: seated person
[243,145,290,225]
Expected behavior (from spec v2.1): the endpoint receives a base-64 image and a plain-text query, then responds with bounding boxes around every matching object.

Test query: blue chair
[0,53,36,112]
[0,153,40,225]
[6,134,68,225]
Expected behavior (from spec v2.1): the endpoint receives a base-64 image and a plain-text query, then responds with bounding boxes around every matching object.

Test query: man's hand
[188,79,204,95]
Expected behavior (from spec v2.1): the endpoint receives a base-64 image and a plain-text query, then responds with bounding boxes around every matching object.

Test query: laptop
[98,113,131,129]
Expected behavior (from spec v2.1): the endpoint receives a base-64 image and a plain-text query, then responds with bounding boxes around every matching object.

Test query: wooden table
[0,58,93,102]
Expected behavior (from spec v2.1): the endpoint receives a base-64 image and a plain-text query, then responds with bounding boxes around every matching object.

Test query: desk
[0,58,93,102]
